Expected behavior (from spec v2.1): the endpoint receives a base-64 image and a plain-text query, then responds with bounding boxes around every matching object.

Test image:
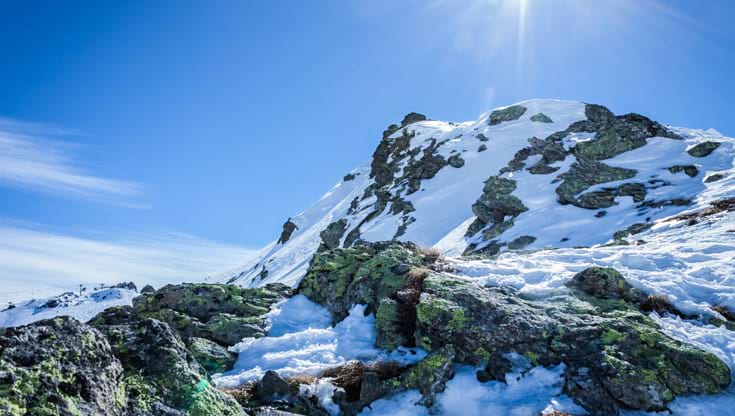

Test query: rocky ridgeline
[0,243,732,415]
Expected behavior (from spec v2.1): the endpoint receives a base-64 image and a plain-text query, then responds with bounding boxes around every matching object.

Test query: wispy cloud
[0,117,144,207]
[0,223,255,303]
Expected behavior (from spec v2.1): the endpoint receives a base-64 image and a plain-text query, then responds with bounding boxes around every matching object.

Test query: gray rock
[447,154,465,168]
[687,141,721,157]
[530,113,554,123]
[488,105,527,126]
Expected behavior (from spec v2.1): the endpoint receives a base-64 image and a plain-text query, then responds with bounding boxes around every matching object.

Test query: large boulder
[132,283,292,360]
[0,317,125,416]
[0,316,245,416]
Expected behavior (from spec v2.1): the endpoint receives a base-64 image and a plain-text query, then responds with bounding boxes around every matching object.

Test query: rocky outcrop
[0,317,125,416]
[530,113,554,123]
[0,316,244,416]
[129,283,292,365]
[488,105,527,125]
[687,141,721,157]
[297,243,731,416]
[555,161,638,208]
[465,176,528,247]
[319,219,348,250]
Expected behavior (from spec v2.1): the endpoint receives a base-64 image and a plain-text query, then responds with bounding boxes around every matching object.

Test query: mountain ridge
[220,99,734,288]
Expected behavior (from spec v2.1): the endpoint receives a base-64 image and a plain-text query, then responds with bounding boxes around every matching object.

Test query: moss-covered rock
[298,242,427,322]
[567,267,645,302]
[298,243,730,415]
[415,272,730,414]
[488,105,527,125]
[97,318,244,415]
[319,219,348,250]
[0,317,125,416]
[447,154,465,168]
[704,173,726,183]
[188,337,237,374]
[0,317,245,416]
[466,176,528,239]
[132,283,291,352]
[555,160,638,208]
[687,141,721,157]
[668,165,699,177]
[530,113,554,123]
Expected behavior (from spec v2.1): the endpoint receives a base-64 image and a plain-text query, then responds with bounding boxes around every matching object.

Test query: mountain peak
[220,100,734,288]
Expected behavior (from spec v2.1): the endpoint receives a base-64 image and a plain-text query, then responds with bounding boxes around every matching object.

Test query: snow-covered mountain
[221,99,735,288]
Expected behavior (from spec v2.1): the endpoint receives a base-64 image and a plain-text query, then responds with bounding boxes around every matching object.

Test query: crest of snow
[213,296,426,388]
[0,287,136,328]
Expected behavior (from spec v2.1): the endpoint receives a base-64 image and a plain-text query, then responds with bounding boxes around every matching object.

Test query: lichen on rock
[488,105,527,126]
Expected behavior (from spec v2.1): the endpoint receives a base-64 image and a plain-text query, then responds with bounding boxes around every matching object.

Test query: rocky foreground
[1,242,732,415]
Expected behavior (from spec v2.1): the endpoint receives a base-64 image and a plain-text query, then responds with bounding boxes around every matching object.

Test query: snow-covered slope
[221,99,735,288]
[0,285,137,328]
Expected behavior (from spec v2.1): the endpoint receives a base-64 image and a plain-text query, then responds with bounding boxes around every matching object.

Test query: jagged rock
[0,316,125,416]
[567,267,645,303]
[320,219,348,250]
[134,283,291,324]
[477,144,487,152]
[141,284,156,294]
[298,242,428,323]
[447,154,465,168]
[613,222,652,241]
[415,272,730,415]
[488,105,527,125]
[390,347,455,407]
[466,176,527,239]
[507,235,536,250]
[530,113,554,123]
[257,371,295,399]
[224,374,328,416]
[113,282,138,291]
[204,314,266,345]
[96,318,244,415]
[116,283,292,376]
[277,219,299,244]
[668,165,699,177]
[571,109,681,161]
[0,316,245,416]
[705,173,726,183]
[687,141,721,157]
[89,305,138,325]
[188,337,237,374]
[500,136,568,176]
[555,161,638,208]
[476,133,489,142]
[400,112,427,127]
[343,173,358,182]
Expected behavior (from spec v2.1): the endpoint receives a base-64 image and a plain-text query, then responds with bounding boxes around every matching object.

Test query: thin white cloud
[0,223,255,304]
[0,117,144,207]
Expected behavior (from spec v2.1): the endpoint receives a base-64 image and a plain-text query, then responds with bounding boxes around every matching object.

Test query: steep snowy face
[222,99,735,288]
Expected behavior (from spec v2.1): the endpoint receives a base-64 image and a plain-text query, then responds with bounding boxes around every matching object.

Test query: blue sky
[1,0,734,298]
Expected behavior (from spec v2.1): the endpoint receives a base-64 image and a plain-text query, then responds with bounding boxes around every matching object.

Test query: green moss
[474,347,491,363]
[448,309,467,331]
[602,329,626,344]
[525,351,540,365]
